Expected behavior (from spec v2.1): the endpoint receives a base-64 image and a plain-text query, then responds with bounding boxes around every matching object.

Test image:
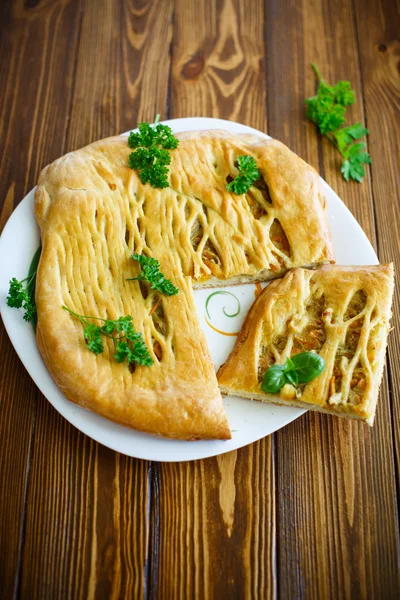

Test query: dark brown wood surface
[0,0,399,598]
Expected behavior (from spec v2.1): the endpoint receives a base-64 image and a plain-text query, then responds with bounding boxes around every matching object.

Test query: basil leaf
[291,352,326,383]
[261,364,287,394]
[285,369,298,386]
[284,357,295,372]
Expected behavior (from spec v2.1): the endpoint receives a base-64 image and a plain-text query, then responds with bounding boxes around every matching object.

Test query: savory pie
[217,265,394,424]
[34,130,334,439]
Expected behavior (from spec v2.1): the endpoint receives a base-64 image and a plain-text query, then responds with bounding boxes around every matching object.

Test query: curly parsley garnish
[7,278,36,321]
[127,114,179,189]
[261,352,325,394]
[7,246,41,328]
[127,253,178,296]
[226,155,260,195]
[305,64,371,183]
[62,307,154,367]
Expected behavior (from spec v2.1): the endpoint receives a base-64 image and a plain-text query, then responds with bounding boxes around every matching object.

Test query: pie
[217,265,394,424]
[34,130,334,440]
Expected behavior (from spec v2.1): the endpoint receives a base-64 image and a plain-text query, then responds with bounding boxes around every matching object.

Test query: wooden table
[1,1,399,598]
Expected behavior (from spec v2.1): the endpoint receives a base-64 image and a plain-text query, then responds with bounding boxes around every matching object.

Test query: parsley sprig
[226,155,260,194]
[305,64,371,182]
[261,352,326,394]
[127,114,179,189]
[62,306,154,367]
[7,277,37,322]
[7,246,41,328]
[127,253,178,296]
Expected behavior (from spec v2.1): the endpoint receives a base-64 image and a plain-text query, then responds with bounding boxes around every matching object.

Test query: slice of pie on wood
[217,265,394,425]
[34,130,335,440]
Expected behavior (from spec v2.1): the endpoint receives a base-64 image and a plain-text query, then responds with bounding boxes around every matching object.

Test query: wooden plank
[0,1,82,595]
[155,1,275,598]
[15,1,173,598]
[354,0,400,500]
[66,0,173,150]
[19,399,150,599]
[171,0,267,127]
[155,443,275,598]
[266,0,400,597]
[0,325,37,598]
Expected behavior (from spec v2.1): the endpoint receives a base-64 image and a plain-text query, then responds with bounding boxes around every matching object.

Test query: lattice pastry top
[218,265,394,424]
[34,131,334,439]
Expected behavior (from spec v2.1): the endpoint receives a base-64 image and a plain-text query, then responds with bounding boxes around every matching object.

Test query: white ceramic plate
[0,118,378,461]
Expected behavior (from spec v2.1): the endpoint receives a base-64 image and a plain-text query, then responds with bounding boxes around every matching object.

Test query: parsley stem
[62,305,107,322]
[25,270,37,291]
[325,132,347,158]
[311,63,323,83]
[62,306,133,341]
[61,304,107,326]
[153,113,161,125]
[18,273,36,285]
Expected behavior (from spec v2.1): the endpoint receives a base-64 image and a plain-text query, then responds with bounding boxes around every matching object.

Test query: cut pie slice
[217,265,394,424]
[34,131,335,440]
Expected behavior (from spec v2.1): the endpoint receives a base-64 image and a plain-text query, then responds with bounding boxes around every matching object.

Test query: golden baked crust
[34,131,334,440]
[217,265,394,424]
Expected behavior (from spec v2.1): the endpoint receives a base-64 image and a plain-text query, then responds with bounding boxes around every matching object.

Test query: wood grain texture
[66,0,173,151]
[4,1,173,598]
[1,0,400,597]
[171,0,267,129]
[354,0,400,503]
[154,2,276,598]
[266,0,400,597]
[155,442,275,599]
[0,1,82,595]
[0,323,37,599]
[20,401,149,600]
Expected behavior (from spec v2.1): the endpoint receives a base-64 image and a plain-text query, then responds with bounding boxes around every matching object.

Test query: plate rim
[0,117,378,461]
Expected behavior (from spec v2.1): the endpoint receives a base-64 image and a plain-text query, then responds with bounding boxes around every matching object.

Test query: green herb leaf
[283,357,295,372]
[334,123,369,151]
[341,160,351,182]
[261,364,287,394]
[128,253,179,296]
[62,306,154,368]
[101,320,116,335]
[341,144,372,183]
[84,323,104,354]
[226,155,260,195]
[139,163,170,188]
[333,81,355,106]
[7,278,26,308]
[132,254,158,268]
[347,142,366,158]
[113,328,154,366]
[153,124,179,149]
[260,351,326,394]
[307,98,346,133]
[114,341,130,363]
[114,315,134,333]
[305,81,347,134]
[226,174,253,195]
[127,118,179,189]
[285,369,299,386]
[290,352,326,383]
[237,155,260,180]
[7,247,41,327]
[127,338,155,367]
[306,65,371,182]
[128,123,154,148]
[23,301,37,323]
